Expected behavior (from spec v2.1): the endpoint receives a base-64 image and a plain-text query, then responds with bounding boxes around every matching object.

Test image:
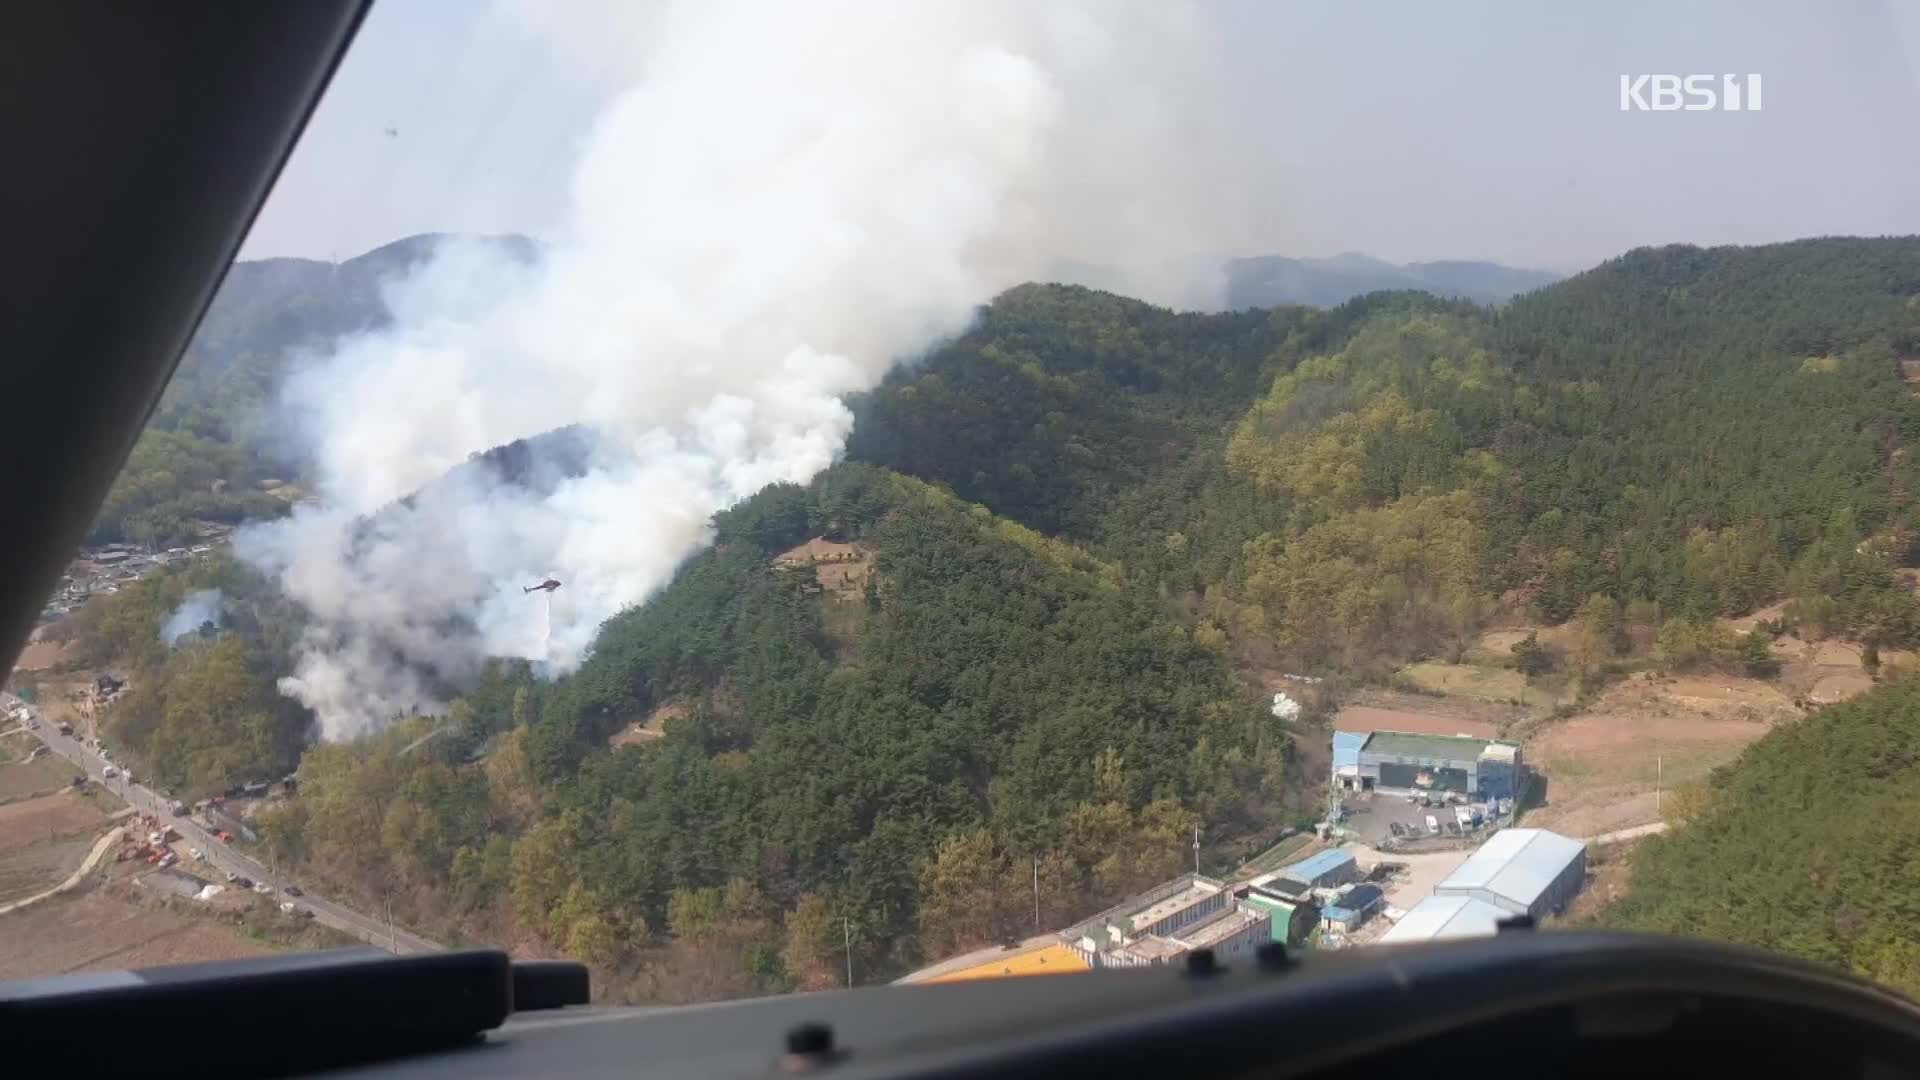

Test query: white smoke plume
[239,0,1253,739]
[161,589,225,646]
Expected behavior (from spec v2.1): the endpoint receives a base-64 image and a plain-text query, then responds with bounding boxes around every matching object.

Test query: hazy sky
[243,0,1920,274]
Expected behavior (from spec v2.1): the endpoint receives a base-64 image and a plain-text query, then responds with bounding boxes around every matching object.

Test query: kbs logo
[1619,74,1763,111]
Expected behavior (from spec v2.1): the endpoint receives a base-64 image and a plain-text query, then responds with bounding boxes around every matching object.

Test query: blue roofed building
[1264,848,1360,899]
[1330,730,1522,800]
[1321,883,1385,931]
[1330,730,1366,790]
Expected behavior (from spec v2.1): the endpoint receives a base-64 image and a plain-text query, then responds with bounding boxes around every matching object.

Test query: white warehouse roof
[1434,828,1585,914]
[1378,894,1509,943]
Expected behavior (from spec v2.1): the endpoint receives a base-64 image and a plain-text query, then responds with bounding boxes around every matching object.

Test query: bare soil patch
[0,790,108,854]
[1334,698,1501,739]
[0,884,269,979]
[0,836,94,904]
[0,754,81,803]
[609,700,686,748]
[13,640,67,672]
[1718,601,1790,634]
[1522,673,1794,838]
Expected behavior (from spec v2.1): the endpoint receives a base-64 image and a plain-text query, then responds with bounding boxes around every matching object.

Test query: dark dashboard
[8,929,1920,1078]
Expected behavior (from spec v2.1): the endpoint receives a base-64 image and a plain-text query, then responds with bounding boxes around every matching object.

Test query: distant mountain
[170,233,536,413]
[1222,252,1561,310]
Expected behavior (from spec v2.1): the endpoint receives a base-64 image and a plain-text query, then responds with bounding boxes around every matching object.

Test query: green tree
[1511,631,1554,677]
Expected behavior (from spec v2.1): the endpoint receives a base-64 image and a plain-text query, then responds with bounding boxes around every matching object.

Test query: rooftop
[1331,730,1367,769]
[1127,878,1220,933]
[1117,936,1188,962]
[1378,894,1509,943]
[1361,731,1519,761]
[1324,884,1384,918]
[1435,828,1585,910]
[1175,904,1267,948]
[1276,848,1356,885]
[1070,874,1227,946]
[923,943,1091,984]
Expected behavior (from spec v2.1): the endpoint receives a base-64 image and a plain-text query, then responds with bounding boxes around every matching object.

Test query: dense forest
[1602,675,1920,998]
[59,234,1920,1000]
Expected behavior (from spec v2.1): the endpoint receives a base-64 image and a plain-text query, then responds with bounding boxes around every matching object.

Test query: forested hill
[1224,252,1561,309]
[92,233,534,547]
[1601,676,1920,997]
[860,238,1920,666]
[71,234,1920,1002]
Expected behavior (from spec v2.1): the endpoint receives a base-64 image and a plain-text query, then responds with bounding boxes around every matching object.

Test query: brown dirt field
[609,701,684,748]
[0,754,81,803]
[13,640,67,672]
[1521,673,1795,838]
[0,790,108,854]
[1476,629,1532,653]
[1718,601,1791,633]
[1334,702,1500,739]
[0,836,94,903]
[0,884,269,979]
[1810,640,1865,667]
[1661,675,1796,710]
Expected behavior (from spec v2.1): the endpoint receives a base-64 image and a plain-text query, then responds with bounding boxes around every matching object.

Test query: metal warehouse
[1377,894,1511,944]
[1262,848,1360,899]
[1334,730,1522,799]
[1431,827,1586,920]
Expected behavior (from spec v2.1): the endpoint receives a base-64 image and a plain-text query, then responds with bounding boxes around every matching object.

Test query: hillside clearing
[1397,661,1557,709]
[1521,672,1795,838]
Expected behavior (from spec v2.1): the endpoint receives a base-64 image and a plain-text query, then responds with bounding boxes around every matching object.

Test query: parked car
[283,885,303,898]
[234,876,255,890]
[188,847,203,860]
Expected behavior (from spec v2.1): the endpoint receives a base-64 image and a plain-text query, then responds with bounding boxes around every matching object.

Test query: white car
[188,847,204,860]
[101,765,118,778]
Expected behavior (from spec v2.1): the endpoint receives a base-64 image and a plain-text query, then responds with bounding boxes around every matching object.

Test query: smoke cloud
[238,0,1254,739]
[161,590,225,646]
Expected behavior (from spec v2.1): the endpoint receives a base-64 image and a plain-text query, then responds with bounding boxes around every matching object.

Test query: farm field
[0,884,272,979]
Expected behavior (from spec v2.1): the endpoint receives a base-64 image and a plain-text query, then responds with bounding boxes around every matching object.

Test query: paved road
[1,693,439,954]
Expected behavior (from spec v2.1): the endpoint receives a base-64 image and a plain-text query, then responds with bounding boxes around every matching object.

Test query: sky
[242,0,1920,275]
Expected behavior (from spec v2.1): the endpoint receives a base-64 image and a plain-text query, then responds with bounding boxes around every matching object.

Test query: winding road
[1,692,439,954]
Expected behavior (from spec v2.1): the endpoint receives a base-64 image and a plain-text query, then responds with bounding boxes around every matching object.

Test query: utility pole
[1656,753,1662,817]
[1032,855,1040,932]
[1192,826,1201,876]
[387,891,397,954]
[843,916,854,988]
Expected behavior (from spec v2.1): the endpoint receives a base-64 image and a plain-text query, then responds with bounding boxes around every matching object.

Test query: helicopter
[524,578,561,594]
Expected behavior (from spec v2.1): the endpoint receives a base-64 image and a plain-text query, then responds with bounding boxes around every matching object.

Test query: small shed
[1237,886,1317,946]
[1321,883,1385,931]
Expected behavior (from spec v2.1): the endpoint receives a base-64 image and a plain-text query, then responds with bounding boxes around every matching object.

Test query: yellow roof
[922,943,1090,984]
